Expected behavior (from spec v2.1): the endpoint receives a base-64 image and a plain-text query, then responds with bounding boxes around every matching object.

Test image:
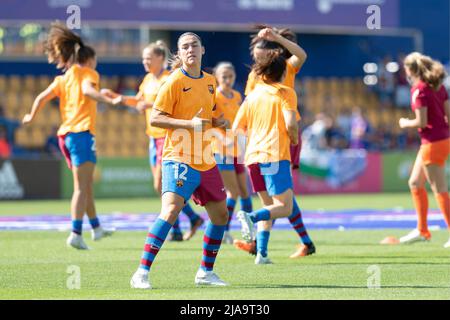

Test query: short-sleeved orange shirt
[153,68,217,171]
[233,82,297,165]
[50,65,99,136]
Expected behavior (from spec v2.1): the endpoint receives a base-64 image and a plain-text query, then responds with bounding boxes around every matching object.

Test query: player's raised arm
[258,27,307,70]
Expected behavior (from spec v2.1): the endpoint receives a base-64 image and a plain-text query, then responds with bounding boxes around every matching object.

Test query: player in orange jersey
[22,22,120,250]
[233,45,300,264]
[130,32,230,289]
[234,26,315,259]
[212,61,253,244]
[102,41,204,242]
[398,52,450,248]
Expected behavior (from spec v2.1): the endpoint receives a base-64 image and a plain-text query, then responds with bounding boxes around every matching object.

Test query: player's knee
[408,178,422,190]
[212,206,228,226]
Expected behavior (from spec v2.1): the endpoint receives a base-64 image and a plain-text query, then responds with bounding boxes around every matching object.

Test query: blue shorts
[64,131,96,167]
[260,160,293,196]
[161,161,226,206]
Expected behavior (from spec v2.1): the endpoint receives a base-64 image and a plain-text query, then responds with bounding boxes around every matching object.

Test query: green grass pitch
[0,193,449,300]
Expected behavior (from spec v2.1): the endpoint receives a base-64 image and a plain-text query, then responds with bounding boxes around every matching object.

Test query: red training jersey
[411,80,449,144]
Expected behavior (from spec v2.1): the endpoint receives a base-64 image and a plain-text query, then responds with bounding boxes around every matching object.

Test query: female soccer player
[130,32,229,289]
[234,26,315,259]
[22,22,119,249]
[102,41,204,241]
[398,52,450,248]
[212,61,252,244]
[233,44,301,264]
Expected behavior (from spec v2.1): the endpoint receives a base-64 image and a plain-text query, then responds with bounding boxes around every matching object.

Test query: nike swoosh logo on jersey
[183,87,192,92]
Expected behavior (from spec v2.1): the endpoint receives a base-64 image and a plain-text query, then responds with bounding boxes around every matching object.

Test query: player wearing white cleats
[130,269,152,289]
[444,237,450,248]
[194,269,228,286]
[236,210,255,242]
[399,229,430,244]
[91,226,115,241]
[254,252,273,265]
[66,232,89,250]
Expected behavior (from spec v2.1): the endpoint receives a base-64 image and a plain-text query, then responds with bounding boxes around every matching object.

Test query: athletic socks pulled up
[139,218,172,271]
[201,222,226,272]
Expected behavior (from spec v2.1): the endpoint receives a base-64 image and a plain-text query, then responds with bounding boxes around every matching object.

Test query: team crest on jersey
[208,85,215,94]
[176,180,184,187]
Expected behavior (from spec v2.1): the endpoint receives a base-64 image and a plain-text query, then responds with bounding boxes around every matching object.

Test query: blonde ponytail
[404,52,447,90]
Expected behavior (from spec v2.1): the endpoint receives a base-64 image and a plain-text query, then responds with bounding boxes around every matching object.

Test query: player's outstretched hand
[100,88,119,98]
[22,113,33,125]
[111,95,123,106]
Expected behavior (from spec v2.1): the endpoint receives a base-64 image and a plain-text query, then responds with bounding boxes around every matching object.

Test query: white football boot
[444,237,450,249]
[91,226,115,241]
[236,210,255,242]
[66,232,89,250]
[194,269,228,286]
[399,229,429,244]
[255,252,273,265]
[130,269,152,289]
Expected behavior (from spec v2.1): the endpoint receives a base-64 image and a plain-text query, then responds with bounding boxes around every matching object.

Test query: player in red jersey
[398,52,450,248]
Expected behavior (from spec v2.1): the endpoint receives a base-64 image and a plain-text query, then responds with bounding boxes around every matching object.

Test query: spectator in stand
[0,125,11,159]
[350,107,368,149]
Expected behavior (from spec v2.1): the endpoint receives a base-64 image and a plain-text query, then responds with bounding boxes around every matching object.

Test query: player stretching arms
[398,52,450,248]
[130,32,229,289]
[233,44,300,264]
[234,26,315,259]
[212,62,253,244]
[22,22,118,249]
[102,41,204,241]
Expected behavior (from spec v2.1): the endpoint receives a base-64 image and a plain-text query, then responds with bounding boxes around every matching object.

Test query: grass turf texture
[0,193,449,300]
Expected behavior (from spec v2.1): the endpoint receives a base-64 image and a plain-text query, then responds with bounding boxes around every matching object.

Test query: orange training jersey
[233,82,297,165]
[139,69,171,138]
[245,61,300,121]
[49,64,99,136]
[212,89,242,157]
[153,68,217,171]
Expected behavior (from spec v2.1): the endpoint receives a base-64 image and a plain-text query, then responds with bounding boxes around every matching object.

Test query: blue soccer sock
[201,222,226,272]
[288,198,312,245]
[256,230,270,257]
[139,218,172,271]
[181,202,200,224]
[226,198,236,231]
[248,208,271,223]
[171,217,182,235]
[72,219,83,235]
[89,217,100,229]
[240,197,253,213]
